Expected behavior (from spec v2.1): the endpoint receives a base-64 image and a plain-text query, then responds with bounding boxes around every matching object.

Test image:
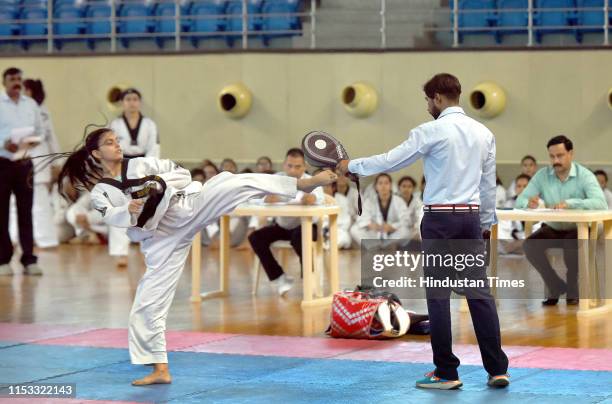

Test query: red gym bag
[326,290,410,339]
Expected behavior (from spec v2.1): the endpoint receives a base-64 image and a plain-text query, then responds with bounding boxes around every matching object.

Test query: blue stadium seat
[260,0,301,46]
[84,1,111,49]
[224,0,262,47]
[449,0,497,43]
[0,6,19,39]
[533,0,576,42]
[575,0,612,42]
[53,4,85,48]
[117,1,153,48]
[19,4,48,49]
[187,0,226,47]
[151,0,190,48]
[497,0,529,42]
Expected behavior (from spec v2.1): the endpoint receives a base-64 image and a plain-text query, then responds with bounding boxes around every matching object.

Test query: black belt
[97,158,166,228]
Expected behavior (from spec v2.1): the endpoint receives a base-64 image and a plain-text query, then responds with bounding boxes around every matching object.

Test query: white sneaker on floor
[0,264,13,276]
[277,274,294,297]
[24,264,43,276]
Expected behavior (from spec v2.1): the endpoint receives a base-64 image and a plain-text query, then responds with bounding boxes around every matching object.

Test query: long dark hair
[23,79,45,105]
[56,127,111,199]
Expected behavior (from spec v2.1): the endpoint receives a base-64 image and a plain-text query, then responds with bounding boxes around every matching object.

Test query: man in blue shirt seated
[515,135,607,306]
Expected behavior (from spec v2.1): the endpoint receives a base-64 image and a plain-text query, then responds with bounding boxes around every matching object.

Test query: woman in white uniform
[57,128,336,386]
[350,173,411,246]
[109,88,159,266]
[397,176,423,246]
[21,79,61,248]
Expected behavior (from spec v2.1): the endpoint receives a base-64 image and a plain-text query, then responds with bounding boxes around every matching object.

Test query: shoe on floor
[0,264,13,276]
[566,298,579,305]
[24,264,43,276]
[415,371,462,390]
[541,298,559,306]
[487,374,510,388]
[277,274,294,297]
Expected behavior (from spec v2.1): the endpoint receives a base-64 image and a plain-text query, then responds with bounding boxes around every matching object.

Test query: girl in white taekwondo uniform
[109,88,159,266]
[57,127,336,386]
[350,173,412,246]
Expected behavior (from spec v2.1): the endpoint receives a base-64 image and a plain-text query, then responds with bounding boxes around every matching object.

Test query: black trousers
[248,223,317,281]
[421,211,508,380]
[523,224,578,299]
[0,158,37,266]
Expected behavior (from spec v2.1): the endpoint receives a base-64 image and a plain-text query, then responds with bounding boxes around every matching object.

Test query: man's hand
[128,199,144,214]
[336,160,350,176]
[264,195,281,204]
[301,193,317,206]
[551,201,568,210]
[382,223,396,234]
[4,139,18,153]
[527,195,540,209]
[368,223,381,232]
[482,229,491,240]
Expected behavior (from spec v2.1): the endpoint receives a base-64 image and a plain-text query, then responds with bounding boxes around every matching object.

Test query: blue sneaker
[416,371,463,390]
[487,374,510,388]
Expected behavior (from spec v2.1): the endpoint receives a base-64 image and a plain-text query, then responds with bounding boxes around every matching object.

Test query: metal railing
[0,0,316,52]
[1,0,611,52]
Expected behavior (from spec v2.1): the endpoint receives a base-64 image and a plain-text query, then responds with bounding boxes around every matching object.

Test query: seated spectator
[248,148,324,296]
[397,176,424,245]
[66,191,108,245]
[202,162,219,183]
[594,169,612,209]
[320,172,352,249]
[350,173,411,247]
[498,173,540,254]
[517,136,606,306]
[256,156,273,173]
[334,168,360,220]
[220,158,238,173]
[507,155,538,198]
[363,175,398,202]
[52,182,76,243]
[190,168,205,183]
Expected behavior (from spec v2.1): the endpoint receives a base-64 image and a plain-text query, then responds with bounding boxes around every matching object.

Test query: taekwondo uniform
[90,157,299,364]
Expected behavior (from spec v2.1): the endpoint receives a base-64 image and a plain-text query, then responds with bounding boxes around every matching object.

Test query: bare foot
[131,369,172,386]
[297,170,338,193]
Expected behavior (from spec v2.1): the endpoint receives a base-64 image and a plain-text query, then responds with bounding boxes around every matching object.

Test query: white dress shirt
[0,91,43,160]
[348,106,497,229]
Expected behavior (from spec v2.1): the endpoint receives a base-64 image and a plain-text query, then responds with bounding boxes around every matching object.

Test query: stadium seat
[449,0,497,43]
[575,0,612,42]
[224,0,262,47]
[117,1,153,48]
[84,1,111,49]
[0,4,20,40]
[260,0,301,46]
[186,0,226,47]
[497,0,529,42]
[54,4,85,49]
[19,4,48,49]
[533,0,576,43]
[151,0,190,48]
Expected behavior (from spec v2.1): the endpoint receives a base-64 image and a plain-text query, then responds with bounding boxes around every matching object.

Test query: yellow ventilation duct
[218,83,252,119]
[341,82,378,118]
[469,82,507,119]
